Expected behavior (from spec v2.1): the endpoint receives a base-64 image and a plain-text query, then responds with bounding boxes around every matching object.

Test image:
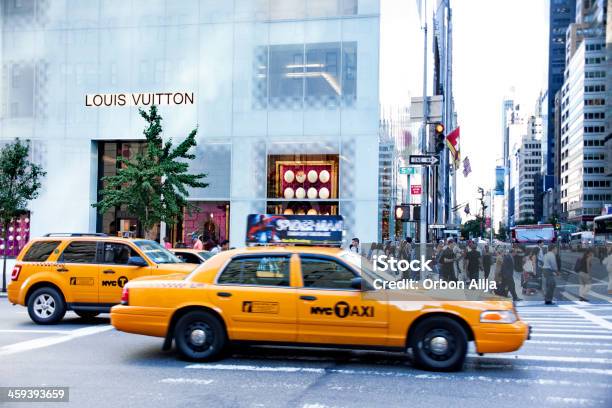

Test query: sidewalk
[0,258,16,297]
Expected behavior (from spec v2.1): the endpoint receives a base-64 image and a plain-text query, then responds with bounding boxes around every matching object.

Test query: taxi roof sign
[246,214,344,247]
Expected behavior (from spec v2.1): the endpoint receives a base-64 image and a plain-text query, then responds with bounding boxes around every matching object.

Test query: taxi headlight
[480,310,517,324]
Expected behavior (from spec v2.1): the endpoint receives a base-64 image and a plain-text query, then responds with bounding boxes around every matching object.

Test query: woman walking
[578,250,593,301]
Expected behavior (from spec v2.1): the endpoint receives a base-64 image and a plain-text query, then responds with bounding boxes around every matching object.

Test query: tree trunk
[2,222,9,293]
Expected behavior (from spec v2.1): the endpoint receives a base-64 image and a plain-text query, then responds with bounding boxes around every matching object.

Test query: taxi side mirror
[350,277,363,290]
[127,256,148,267]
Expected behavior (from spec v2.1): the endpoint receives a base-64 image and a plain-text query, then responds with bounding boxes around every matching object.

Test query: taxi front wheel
[409,316,467,372]
[27,287,67,325]
[174,311,227,361]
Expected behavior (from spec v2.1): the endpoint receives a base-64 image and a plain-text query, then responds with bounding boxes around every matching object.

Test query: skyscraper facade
[543,0,576,219]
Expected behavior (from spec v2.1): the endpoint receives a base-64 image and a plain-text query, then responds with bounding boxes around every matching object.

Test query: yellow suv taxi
[111,246,529,372]
[8,233,196,324]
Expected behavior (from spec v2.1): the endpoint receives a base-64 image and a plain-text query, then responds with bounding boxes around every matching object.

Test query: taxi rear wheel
[174,311,227,361]
[27,287,67,325]
[409,316,467,372]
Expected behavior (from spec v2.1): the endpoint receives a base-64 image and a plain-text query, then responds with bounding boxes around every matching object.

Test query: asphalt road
[1,297,611,408]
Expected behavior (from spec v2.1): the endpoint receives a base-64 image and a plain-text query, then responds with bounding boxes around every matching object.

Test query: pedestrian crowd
[360,235,612,305]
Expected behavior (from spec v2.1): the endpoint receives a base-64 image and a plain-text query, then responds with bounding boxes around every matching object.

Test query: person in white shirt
[349,238,360,254]
[542,245,559,305]
[602,244,612,294]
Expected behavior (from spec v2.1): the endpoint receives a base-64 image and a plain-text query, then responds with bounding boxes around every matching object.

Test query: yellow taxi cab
[8,233,197,324]
[111,244,529,371]
[170,248,213,264]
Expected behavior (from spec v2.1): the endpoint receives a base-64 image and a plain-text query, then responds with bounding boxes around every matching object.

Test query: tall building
[529,95,545,220]
[504,103,526,226]
[544,0,576,197]
[432,0,457,226]
[516,135,543,221]
[559,0,611,225]
[500,97,514,226]
[0,1,381,252]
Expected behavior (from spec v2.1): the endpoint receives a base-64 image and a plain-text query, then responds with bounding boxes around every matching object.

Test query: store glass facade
[0,0,380,247]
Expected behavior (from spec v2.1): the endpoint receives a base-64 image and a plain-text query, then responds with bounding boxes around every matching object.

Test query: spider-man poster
[246,214,344,246]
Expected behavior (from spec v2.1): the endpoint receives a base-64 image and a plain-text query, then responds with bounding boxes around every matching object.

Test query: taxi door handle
[217,292,232,298]
[300,295,317,301]
[56,267,68,273]
[103,269,115,274]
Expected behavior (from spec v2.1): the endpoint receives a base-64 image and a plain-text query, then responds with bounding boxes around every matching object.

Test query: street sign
[399,167,417,175]
[429,224,445,229]
[409,154,439,166]
[410,185,422,195]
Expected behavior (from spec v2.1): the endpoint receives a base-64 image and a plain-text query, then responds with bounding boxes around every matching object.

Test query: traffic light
[394,204,420,221]
[434,122,445,153]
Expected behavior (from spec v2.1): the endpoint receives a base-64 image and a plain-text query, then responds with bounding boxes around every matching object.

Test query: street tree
[94,105,207,240]
[0,139,46,292]
[461,217,483,240]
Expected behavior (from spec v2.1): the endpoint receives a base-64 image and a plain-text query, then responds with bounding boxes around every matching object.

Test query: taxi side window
[301,258,356,290]
[175,252,201,264]
[103,243,137,265]
[60,241,97,264]
[23,241,61,262]
[218,256,290,286]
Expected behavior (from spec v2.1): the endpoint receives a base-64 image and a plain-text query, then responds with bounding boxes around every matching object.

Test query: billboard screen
[246,214,344,246]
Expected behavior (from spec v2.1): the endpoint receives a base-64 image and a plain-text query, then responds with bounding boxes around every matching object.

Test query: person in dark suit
[499,249,522,301]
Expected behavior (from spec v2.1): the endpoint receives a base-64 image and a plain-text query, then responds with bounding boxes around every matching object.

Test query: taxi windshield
[134,240,182,264]
[339,250,385,281]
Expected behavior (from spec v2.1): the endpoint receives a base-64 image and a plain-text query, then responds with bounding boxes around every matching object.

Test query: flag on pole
[446,127,460,167]
[463,156,472,177]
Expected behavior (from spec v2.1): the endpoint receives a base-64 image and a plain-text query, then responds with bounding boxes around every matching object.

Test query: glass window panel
[23,241,61,262]
[269,44,305,109]
[301,258,356,289]
[60,241,97,264]
[218,256,290,286]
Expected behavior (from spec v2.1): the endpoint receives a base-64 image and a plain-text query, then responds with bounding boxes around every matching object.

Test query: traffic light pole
[419,0,429,253]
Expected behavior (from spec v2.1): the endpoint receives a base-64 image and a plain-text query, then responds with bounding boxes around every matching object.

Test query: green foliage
[93,106,207,238]
[0,139,46,228]
[495,222,508,241]
[461,217,483,239]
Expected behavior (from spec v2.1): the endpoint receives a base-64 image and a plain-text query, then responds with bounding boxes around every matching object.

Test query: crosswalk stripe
[561,304,612,330]
[0,325,112,356]
[561,291,580,302]
[530,333,612,339]
[528,324,600,329]
[468,353,612,365]
[527,340,612,347]
[186,363,612,384]
[503,365,612,376]
[529,328,610,333]
[588,291,612,302]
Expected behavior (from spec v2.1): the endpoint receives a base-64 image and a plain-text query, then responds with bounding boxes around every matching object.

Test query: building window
[266,153,339,216]
[255,42,357,110]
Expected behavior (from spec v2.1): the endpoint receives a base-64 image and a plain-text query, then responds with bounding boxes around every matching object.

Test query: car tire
[174,311,227,361]
[74,311,100,320]
[27,287,67,325]
[409,316,468,372]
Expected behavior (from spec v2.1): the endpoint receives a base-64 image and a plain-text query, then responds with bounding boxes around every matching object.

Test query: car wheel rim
[33,294,55,319]
[185,322,213,352]
[421,328,456,361]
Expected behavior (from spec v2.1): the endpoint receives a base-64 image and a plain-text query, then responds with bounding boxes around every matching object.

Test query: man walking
[543,245,559,305]
[465,241,481,282]
[500,249,522,301]
[482,245,492,280]
[439,239,457,281]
